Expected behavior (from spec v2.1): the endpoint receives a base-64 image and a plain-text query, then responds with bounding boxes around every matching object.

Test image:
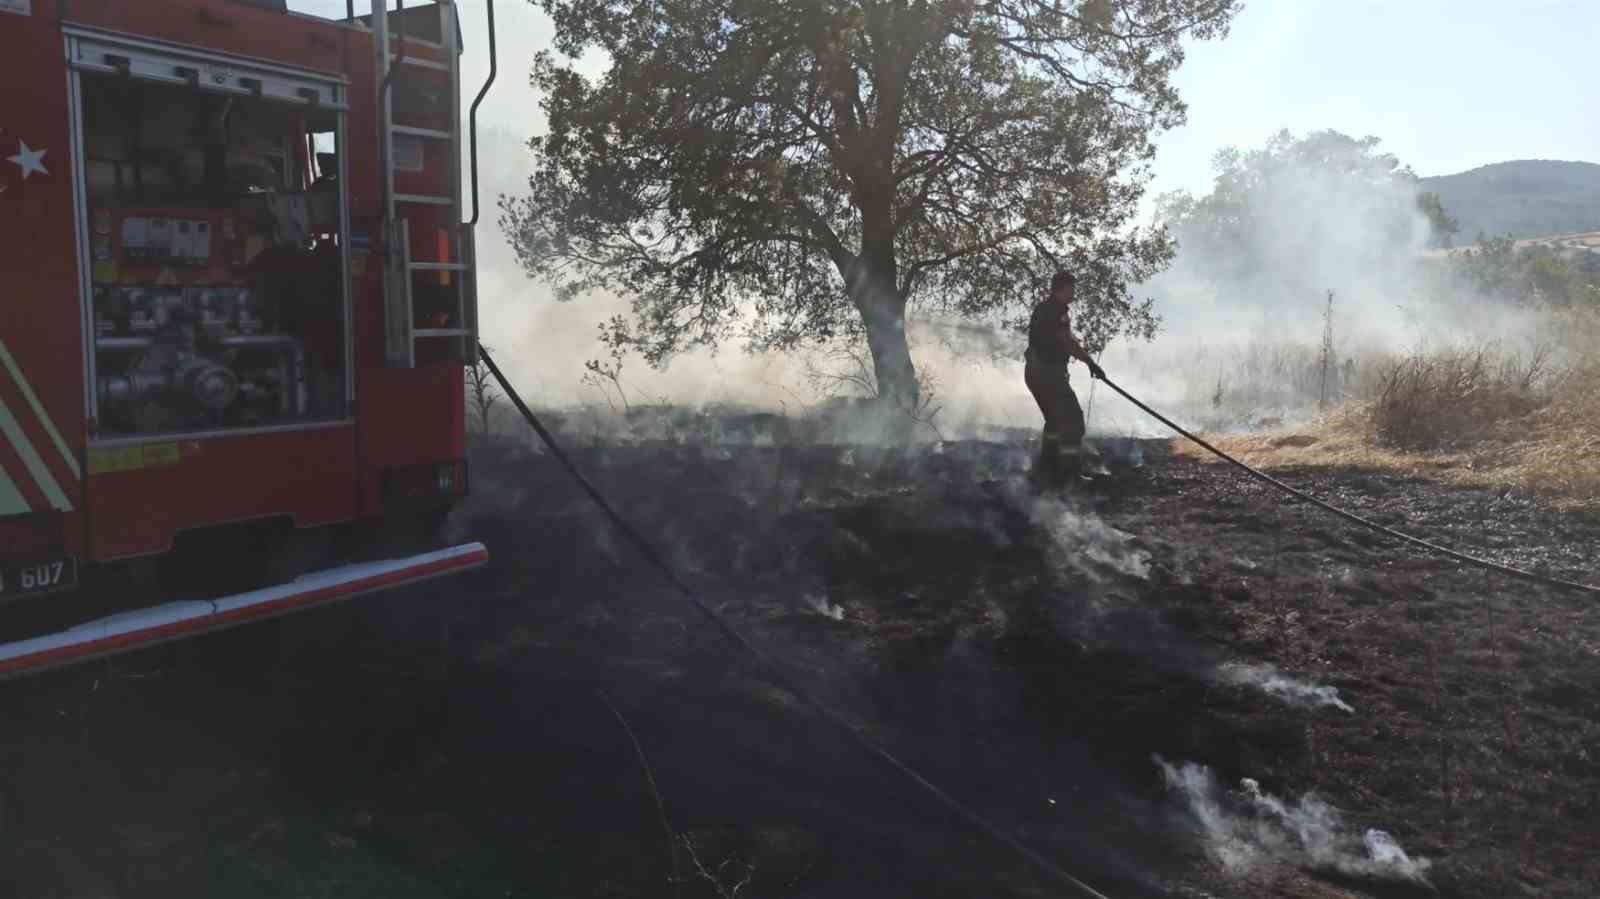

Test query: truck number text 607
[2,562,67,592]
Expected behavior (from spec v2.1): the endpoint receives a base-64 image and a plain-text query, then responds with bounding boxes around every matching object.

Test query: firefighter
[1025,270,1105,487]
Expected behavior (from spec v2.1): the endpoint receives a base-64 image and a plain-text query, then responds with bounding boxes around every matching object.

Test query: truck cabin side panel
[0,5,91,595]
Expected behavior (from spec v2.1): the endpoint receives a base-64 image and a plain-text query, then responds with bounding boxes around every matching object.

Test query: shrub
[1367,342,1556,450]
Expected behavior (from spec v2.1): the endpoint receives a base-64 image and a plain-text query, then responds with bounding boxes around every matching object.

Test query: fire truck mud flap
[0,542,488,679]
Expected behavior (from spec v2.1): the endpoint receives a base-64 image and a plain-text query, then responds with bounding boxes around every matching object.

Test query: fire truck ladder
[374,0,477,367]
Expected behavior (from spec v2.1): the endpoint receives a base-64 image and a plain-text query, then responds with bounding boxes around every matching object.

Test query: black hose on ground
[475,343,1116,899]
[1092,374,1599,597]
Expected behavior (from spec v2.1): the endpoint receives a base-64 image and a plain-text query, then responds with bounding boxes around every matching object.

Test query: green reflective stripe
[0,394,71,511]
[0,465,28,515]
[0,339,79,480]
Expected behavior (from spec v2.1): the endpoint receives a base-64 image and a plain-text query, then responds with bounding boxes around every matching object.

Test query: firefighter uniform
[1025,295,1087,486]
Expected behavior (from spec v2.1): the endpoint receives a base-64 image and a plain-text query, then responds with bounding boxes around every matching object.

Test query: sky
[1145,0,1598,198]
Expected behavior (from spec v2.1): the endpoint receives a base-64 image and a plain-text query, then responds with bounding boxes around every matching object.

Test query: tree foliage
[1415,191,1459,249]
[501,0,1239,405]
[1154,129,1455,288]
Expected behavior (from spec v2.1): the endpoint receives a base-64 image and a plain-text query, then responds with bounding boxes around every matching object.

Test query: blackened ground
[1,436,1596,898]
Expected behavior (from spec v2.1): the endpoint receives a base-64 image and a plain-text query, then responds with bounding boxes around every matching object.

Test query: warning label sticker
[89,443,182,475]
[0,0,31,17]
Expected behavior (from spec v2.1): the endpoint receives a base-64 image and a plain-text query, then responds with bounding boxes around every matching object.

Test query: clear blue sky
[1150,0,1597,198]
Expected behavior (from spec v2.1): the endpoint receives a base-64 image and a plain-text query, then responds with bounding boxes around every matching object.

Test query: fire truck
[0,0,497,676]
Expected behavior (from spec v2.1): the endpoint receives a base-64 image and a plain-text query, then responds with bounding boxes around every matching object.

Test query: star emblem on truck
[7,140,48,180]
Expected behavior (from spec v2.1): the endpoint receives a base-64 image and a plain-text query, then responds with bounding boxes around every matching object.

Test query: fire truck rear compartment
[81,75,346,438]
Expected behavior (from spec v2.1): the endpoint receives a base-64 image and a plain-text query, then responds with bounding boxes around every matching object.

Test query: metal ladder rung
[408,261,469,272]
[415,328,474,338]
[392,124,452,140]
[395,193,455,206]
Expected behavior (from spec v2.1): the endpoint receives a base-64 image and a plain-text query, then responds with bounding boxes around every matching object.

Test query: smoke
[279,4,1576,444]
[1080,131,1562,436]
[1029,495,1153,582]
[1155,756,1432,885]
[802,594,846,621]
[1216,663,1354,714]
[437,5,1558,443]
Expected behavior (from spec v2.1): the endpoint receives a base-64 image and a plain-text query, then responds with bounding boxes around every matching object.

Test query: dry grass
[1366,342,1554,450]
[1508,363,1600,501]
[1164,338,1361,428]
[1172,308,1600,510]
[1170,409,1597,511]
[1172,405,1476,481]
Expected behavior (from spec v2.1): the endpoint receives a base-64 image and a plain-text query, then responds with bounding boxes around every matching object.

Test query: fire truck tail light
[436,461,461,494]
[383,460,468,504]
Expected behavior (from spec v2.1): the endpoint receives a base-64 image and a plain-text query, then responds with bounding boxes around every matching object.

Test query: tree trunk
[847,249,918,413]
[863,297,917,411]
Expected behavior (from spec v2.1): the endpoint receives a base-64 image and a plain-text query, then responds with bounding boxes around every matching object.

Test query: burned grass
[1,435,1597,897]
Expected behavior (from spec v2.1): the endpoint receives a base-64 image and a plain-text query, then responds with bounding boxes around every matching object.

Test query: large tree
[502,0,1239,407]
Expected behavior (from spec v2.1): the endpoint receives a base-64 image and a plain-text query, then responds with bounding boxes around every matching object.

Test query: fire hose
[476,344,1117,899]
[1089,372,1600,597]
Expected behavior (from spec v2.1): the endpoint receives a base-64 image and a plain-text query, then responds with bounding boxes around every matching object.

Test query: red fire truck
[0,0,496,676]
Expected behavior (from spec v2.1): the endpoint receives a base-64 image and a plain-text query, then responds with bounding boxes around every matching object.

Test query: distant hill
[1419,160,1600,242]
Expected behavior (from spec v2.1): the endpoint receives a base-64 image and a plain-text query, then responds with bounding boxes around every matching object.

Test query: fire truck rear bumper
[0,542,488,679]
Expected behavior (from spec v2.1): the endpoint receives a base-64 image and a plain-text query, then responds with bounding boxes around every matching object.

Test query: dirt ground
[1,434,1596,898]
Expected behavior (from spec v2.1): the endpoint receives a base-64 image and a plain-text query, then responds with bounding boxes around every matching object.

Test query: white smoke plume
[1155,756,1432,885]
[295,3,1560,444]
[1217,663,1355,714]
[802,593,846,622]
[1024,493,1153,582]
